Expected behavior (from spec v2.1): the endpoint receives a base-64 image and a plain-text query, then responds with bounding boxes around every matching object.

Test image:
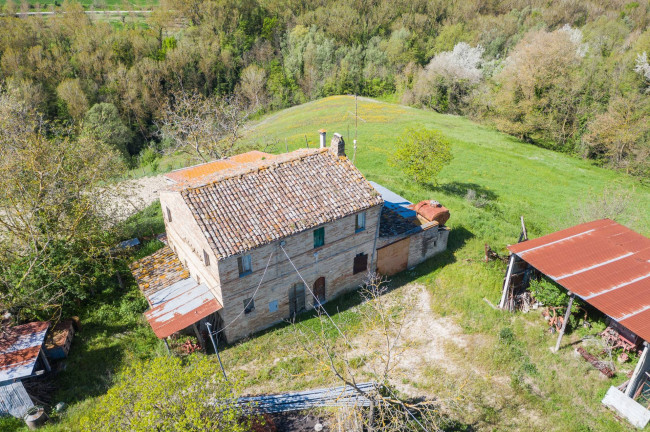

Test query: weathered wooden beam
[554,293,574,352]
[499,254,516,309]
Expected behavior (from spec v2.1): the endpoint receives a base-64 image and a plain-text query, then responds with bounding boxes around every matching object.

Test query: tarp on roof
[508,219,650,342]
[0,322,49,383]
[0,381,34,418]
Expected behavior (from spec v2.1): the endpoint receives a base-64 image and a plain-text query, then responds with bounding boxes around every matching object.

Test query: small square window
[353,253,368,275]
[204,250,210,266]
[238,254,252,276]
[243,298,255,314]
[355,212,366,232]
[269,300,278,313]
[313,227,325,248]
[166,207,172,222]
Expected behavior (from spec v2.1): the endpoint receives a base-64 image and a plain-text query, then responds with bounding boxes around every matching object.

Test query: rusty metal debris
[576,347,615,378]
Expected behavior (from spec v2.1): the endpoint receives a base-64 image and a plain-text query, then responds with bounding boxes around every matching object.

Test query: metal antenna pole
[206,322,228,381]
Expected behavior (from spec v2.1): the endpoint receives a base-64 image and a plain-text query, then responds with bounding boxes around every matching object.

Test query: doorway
[313,277,326,306]
[289,283,306,317]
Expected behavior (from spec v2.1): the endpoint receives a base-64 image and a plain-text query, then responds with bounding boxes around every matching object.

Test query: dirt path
[101,175,167,223]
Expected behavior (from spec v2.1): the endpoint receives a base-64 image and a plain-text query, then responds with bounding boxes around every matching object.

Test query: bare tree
[157,90,255,162]
[290,273,452,431]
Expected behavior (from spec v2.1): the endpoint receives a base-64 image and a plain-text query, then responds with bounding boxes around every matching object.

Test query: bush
[389,127,453,185]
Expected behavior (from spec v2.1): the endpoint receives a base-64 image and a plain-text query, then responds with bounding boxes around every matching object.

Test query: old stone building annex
[130,133,450,344]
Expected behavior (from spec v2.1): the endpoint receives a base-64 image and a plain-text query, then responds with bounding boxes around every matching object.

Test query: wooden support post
[193,323,205,349]
[499,254,516,309]
[39,347,51,372]
[554,293,575,352]
[626,343,650,398]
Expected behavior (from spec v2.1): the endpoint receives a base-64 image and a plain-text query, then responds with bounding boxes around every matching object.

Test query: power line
[212,251,274,336]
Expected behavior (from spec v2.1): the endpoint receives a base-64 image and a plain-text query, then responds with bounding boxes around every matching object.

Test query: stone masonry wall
[407,225,450,269]
[217,205,383,342]
[159,190,224,305]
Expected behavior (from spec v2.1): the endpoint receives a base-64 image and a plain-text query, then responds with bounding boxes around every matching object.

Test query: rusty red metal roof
[130,246,222,339]
[0,322,49,382]
[144,280,222,339]
[508,219,650,342]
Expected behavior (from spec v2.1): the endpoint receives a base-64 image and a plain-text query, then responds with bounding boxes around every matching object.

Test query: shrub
[389,127,453,185]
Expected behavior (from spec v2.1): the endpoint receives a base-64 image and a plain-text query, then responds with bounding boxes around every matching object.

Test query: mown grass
[33,96,649,431]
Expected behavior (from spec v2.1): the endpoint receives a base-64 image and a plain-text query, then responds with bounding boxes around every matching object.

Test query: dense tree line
[1,0,648,175]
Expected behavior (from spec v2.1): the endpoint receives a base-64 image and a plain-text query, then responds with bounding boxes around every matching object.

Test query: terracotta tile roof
[181,148,384,259]
[129,246,189,299]
[164,151,274,186]
[508,219,650,342]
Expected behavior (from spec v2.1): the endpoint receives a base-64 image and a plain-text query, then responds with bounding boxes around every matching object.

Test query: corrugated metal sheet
[0,381,34,418]
[144,279,222,339]
[368,181,416,218]
[508,219,650,342]
[0,322,49,383]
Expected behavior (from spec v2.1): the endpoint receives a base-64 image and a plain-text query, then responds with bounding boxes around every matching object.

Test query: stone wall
[159,190,224,304]
[217,205,383,342]
[406,224,449,268]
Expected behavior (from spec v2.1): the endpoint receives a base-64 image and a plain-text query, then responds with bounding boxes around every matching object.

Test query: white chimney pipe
[319,129,327,149]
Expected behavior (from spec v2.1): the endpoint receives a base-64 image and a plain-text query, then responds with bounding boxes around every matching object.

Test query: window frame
[353,253,368,275]
[166,206,172,222]
[238,254,252,277]
[243,298,255,314]
[203,250,210,266]
[313,227,325,249]
[355,211,366,232]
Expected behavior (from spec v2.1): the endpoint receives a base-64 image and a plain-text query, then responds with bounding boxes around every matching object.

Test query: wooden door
[376,237,411,276]
[289,283,305,317]
[313,277,325,305]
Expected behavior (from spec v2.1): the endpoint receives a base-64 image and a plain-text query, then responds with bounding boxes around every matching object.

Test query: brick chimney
[329,133,345,157]
[319,129,327,148]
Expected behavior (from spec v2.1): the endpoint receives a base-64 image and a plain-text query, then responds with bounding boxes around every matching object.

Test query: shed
[0,322,51,418]
[501,219,650,428]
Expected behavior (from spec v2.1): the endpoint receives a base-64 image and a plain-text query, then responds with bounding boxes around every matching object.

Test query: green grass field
[0,0,157,9]
[31,96,650,431]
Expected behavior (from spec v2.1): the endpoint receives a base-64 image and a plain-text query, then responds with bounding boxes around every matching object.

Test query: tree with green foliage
[77,356,253,432]
[389,127,453,185]
[82,103,134,160]
[0,91,127,323]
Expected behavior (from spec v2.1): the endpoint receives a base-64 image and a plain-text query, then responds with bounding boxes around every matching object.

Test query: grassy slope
[45,96,648,431]
[237,96,650,431]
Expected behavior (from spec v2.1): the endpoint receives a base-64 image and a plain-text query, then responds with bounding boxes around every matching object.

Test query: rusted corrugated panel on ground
[508,219,650,342]
[0,322,49,382]
[144,280,222,339]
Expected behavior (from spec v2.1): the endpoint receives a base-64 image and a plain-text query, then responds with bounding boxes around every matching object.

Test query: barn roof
[0,322,49,383]
[130,246,222,339]
[181,148,383,260]
[508,219,650,342]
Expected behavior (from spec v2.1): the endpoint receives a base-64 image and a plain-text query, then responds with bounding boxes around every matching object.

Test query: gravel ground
[101,174,168,222]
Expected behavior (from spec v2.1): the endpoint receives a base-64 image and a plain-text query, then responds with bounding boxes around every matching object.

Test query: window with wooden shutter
[313,227,325,248]
[289,283,305,317]
[353,253,368,275]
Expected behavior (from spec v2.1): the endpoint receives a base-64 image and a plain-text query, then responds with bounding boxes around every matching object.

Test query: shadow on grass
[222,226,475,351]
[434,181,498,201]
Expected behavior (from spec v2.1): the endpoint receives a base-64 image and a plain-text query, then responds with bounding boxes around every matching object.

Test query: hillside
[19,97,650,431]
[245,96,649,240]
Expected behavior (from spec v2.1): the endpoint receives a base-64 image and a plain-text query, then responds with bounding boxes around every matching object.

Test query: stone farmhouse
[130,133,450,344]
